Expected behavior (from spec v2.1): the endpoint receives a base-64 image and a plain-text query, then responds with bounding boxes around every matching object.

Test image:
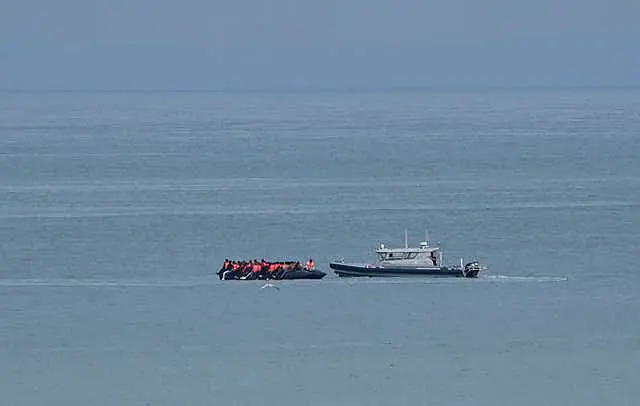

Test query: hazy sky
[2,0,639,89]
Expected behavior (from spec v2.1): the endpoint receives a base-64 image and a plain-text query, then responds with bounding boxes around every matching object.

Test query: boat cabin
[375,241,442,267]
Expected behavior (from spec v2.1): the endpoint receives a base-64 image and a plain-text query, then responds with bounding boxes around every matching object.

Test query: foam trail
[480,274,569,283]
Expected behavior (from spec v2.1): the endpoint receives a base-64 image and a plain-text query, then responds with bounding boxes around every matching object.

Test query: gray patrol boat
[329,231,484,278]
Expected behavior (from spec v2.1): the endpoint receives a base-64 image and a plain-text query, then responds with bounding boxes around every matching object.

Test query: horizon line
[1,85,640,94]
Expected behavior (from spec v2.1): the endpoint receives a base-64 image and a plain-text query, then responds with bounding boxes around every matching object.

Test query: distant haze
[2,0,639,90]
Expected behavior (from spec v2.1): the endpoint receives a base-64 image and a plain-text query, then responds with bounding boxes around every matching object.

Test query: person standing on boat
[306,258,315,270]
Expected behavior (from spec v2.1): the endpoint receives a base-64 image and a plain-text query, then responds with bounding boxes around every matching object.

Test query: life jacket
[252,263,262,273]
[306,261,315,270]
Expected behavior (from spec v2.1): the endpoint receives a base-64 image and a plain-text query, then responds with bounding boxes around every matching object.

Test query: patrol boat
[329,231,483,278]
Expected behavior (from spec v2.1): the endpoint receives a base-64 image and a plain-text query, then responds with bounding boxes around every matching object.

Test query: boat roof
[375,242,439,254]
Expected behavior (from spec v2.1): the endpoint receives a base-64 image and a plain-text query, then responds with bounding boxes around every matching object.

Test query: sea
[0,88,639,405]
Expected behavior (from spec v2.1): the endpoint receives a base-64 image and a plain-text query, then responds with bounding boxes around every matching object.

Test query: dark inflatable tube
[280,270,327,280]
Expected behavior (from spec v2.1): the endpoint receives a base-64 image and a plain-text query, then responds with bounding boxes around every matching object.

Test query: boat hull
[219,268,326,280]
[329,262,479,278]
[281,270,327,280]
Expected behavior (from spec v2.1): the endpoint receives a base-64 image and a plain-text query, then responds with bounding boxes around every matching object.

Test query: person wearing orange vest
[306,258,315,270]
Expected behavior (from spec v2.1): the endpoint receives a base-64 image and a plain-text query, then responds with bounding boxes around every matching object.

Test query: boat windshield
[378,252,418,261]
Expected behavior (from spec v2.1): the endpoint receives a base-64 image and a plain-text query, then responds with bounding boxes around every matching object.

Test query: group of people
[217,258,316,280]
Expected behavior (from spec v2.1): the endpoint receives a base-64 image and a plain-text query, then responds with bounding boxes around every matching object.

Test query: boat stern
[463,261,483,278]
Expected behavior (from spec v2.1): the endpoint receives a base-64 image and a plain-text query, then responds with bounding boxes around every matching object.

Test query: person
[306,258,315,270]
[268,262,280,279]
[217,260,225,280]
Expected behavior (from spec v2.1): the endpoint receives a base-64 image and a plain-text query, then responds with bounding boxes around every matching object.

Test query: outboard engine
[463,261,481,278]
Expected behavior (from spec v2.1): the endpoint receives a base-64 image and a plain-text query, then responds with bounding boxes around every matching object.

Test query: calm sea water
[1,89,639,405]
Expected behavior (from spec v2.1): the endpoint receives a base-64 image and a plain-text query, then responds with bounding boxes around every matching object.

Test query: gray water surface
[1,88,639,405]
